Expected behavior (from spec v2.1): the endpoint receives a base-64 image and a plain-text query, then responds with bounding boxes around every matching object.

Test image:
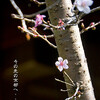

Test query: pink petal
[38,20,42,25]
[35,21,38,27]
[36,14,41,18]
[63,59,68,64]
[58,57,63,62]
[58,66,63,72]
[63,64,69,69]
[86,0,93,6]
[42,15,46,18]
[76,0,82,6]
[77,6,84,11]
[35,20,42,27]
[83,6,91,14]
[55,61,60,66]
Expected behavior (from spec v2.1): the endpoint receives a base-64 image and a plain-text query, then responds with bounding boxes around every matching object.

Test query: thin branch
[41,34,54,38]
[29,27,57,48]
[90,6,100,13]
[11,14,54,32]
[78,6,100,20]
[10,0,27,29]
[64,71,75,86]
[23,0,61,18]
[43,20,60,29]
[81,21,100,34]
[60,89,70,92]
[11,14,35,23]
[18,26,56,48]
[55,78,74,87]
[18,26,37,36]
[12,12,81,33]
[32,0,46,6]
[65,83,80,100]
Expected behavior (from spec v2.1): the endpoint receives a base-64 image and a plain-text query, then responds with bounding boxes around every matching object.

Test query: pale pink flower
[58,19,65,30]
[35,14,46,27]
[55,57,69,72]
[75,0,93,14]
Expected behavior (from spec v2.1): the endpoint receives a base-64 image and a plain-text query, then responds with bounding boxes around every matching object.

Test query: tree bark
[45,0,96,100]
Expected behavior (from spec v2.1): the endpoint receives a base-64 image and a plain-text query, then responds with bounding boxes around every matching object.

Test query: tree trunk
[45,0,96,100]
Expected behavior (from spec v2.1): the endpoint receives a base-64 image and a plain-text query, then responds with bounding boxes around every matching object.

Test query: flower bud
[81,23,85,29]
[26,34,31,40]
[92,27,96,30]
[90,22,95,26]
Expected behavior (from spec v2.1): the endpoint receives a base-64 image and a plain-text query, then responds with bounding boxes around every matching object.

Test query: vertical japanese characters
[13,59,18,100]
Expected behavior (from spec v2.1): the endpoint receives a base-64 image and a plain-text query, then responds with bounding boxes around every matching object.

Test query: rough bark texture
[45,0,96,100]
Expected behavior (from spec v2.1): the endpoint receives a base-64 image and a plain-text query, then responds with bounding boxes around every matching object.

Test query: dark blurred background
[0,0,100,100]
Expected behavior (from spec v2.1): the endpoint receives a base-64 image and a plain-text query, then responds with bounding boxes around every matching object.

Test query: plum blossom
[75,0,93,14]
[55,57,69,72]
[58,19,65,30]
[35,14,46,27]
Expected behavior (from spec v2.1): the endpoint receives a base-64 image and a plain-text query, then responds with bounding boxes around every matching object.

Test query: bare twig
[29,27,57,48]
[81,21,100,34]
[18,26,37,36]
[60,89,70,92]
[11,14,35,23]
[10,0,27,29]
[41,34,54,38]
[64,71,75,86]
[32,0,46,6]
[23,0,61,18]
[43,20,60,29]
[18,26,56,48]
[65,83,80,100]
[90,6,100,13]
[55,78,74,87]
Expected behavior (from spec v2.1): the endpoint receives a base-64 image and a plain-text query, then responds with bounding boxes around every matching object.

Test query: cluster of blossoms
[34,15,66,30]
[55,57,69,72]
[35,14,46,27]
[34,0,94,31]
[75,0,93,14]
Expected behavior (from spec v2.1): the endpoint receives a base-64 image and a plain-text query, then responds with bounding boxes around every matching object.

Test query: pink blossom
[55,57,69,72]
[75,0,93,14]
[35,14,46,27]
[58,19,65,30]
[90,22,95,26]
[58,19,64,26]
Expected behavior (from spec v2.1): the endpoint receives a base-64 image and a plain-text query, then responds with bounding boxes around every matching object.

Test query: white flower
[55,57,69,72]
[75,0,93,14]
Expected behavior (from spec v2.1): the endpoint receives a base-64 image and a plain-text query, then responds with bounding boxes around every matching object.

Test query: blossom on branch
[90,22,96,30]
[35,14,46,27]
[55,57,69,72]
[75,0,93,14]
[58,19,65,30]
